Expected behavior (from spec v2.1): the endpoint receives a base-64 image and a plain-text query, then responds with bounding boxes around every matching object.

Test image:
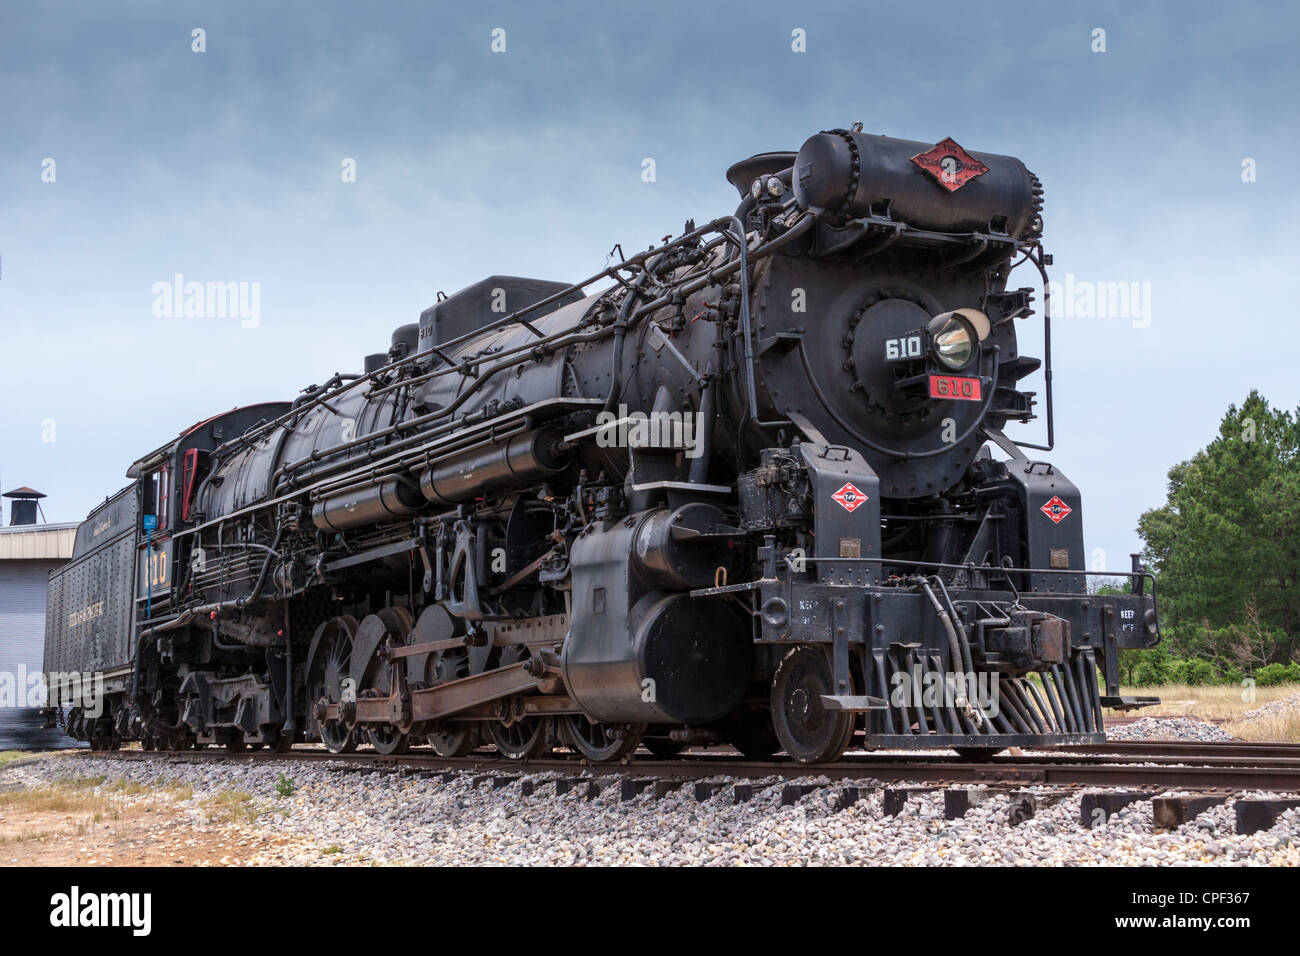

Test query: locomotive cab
[126,402,291,626]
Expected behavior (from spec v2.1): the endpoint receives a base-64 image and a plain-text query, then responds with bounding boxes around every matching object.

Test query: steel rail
[73,746,1300,792]
[1056,739,1300,760]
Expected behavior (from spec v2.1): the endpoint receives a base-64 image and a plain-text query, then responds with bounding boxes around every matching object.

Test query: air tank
[419,430,572,506]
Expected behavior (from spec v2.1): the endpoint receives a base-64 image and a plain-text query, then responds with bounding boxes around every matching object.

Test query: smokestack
[2,487,46,526]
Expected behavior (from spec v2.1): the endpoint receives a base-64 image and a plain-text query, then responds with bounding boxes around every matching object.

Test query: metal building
[0,488,77,748]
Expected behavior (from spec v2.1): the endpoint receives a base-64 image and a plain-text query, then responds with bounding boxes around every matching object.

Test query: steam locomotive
[44,129,1160,763]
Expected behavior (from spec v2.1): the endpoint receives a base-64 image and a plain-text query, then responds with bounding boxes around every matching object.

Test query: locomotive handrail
[273,332,614,493]
[384,215,809,433]
[240,212,815,498]
[787,553,1158,609]
[173,399,599,539]
[273,221,746,482]
[305,417,533,503]
[622,212,817,430]
[1009,243,1054,452]
[367,215,751,400]
[179,211,804,558]
[275,216,796,489]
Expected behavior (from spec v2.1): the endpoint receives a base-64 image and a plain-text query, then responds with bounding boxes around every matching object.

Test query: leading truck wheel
[770,645,855,763]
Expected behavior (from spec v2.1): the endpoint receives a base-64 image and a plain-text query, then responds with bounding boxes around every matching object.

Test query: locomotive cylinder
[562,518,752,725]
[792,130,1041,237]
[632,503,739,591]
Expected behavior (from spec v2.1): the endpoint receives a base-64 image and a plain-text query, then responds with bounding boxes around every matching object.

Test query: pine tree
[1138,391,1299,663]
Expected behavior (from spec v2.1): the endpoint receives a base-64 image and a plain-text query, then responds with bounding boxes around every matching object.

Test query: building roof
[0,522,79,561]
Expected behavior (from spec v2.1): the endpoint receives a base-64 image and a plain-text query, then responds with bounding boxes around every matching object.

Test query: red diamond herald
[911,137,990,192]
[831,482,868,513]
[1041,496,1072,524]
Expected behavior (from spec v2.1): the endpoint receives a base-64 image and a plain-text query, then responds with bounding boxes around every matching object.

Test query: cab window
[142,465,169,528]
[157,464,169,527]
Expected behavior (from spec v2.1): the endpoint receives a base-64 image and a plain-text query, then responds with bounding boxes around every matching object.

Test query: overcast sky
[1,1,1296,570]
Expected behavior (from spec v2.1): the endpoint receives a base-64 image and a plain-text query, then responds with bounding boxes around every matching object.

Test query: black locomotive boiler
[44,129,1160,762]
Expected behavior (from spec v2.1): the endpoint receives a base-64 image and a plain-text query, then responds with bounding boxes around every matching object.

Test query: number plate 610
[884,334,923,361]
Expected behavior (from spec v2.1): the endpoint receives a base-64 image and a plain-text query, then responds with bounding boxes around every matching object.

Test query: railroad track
[70,740,1300,791]
[52,743,1300,834]
[1059,739,1300,760]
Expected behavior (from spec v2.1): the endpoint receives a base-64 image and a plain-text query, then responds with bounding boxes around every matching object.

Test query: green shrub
[1181,658,1219,686]
[1125,649,1225,687]
[1254,662,1300,686]
[1132,650,1174,687]
[275,773,296,798]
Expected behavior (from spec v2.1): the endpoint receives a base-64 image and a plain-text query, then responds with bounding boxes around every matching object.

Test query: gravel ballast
[1106,717,1237,742]
[1232,693,1300,729]
[5,754,1299,867]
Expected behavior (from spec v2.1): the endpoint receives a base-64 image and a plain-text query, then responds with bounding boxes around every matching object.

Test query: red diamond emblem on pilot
[911,137,990,192]
[831,482,868,513]
[1041,496,1072,524]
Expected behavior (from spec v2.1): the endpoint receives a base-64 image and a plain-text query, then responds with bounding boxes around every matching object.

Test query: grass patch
[162,781,194,801]
[51,774,106,790]
[0,827,65,845]
[0,784,118,818]
[1106,682,1300,742]
[321,845,344,855]
[1226,709,1300,743]
[203,789,260,824]
[105,779,154,796]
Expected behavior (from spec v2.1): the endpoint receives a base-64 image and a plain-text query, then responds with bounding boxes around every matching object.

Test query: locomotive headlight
[929,314,977,370]
[750,178,764,200]
[765,176,784,197]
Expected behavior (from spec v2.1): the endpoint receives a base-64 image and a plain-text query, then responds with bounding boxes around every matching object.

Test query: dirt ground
[0,759,300,867]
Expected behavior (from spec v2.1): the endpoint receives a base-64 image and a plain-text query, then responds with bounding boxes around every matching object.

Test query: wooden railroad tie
[1151,794,1228,830]
[1080,790,1153,828]
[1234,797,1300,836]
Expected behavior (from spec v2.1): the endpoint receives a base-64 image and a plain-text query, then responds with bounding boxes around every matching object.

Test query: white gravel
[1232,693,1300,728]
[5,754,1299,866]
[1106,717,1237,742]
